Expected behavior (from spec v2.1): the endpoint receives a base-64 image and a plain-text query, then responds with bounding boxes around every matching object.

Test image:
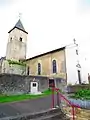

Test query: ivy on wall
[7,60,26,66]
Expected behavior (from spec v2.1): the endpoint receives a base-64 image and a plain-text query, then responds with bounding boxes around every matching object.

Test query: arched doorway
[49,78,55,88]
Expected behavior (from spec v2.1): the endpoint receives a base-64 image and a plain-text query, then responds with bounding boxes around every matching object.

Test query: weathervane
[18,13,22,19]
[73,38,78,46]
[73,38,76,44]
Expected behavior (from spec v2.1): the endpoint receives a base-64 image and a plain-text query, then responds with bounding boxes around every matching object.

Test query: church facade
[0,19,88,86]
[26,47,66,80]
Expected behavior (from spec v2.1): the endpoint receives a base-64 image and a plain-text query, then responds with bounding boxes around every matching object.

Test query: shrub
[7,60,26,66]
[71,89,90,100]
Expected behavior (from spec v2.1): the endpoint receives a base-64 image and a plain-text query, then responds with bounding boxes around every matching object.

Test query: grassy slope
[0,89,53,103]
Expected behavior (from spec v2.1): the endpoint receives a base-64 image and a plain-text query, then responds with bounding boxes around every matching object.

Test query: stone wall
[67,84,90,93]
[68,98,90,109]
[0,74,66,95]
[1,60,26,75]
[0,74,49,95]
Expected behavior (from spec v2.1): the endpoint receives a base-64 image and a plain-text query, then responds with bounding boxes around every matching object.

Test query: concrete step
[0,112,7,118]
[31,112,70,120]
[0,108,70,120]
[26,108,70,120]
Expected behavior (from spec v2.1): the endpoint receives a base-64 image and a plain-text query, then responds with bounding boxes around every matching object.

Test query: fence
[51,87,80,120]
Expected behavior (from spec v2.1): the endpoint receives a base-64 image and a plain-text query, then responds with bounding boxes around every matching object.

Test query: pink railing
[51,87,80,120]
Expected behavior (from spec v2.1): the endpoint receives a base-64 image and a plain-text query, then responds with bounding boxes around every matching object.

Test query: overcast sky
[0,0,90,72]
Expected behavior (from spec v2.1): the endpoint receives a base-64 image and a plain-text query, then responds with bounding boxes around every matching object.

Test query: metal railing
[51,87,80,120]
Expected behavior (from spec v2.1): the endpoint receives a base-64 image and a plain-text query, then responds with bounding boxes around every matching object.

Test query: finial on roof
[8,15,28,34]
[18,13,22,20]
[73,38,76,44]
[73,38,78,46]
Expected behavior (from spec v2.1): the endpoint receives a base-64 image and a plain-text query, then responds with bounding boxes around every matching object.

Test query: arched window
[38,63,41,75]
[52,60,57,73]
[20,37,22,42]
[77,70,81,84]
[10,37,12,41]
[27,66,29,75]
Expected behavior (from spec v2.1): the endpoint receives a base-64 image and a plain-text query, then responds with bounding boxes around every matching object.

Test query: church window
[20,37,22,42]
[33,83,36,87]
[38,63,41,75]
[76,49,78,55]
[27,66,29,75]
[52,60,57,73]
[77,70,81,84]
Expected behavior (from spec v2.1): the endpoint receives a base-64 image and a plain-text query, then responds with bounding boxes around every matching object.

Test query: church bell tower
[6,19,28,61]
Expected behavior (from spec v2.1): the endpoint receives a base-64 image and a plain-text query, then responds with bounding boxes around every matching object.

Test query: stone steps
[0,112,7,118]
[30,109,70,120]
[0,108,70,120]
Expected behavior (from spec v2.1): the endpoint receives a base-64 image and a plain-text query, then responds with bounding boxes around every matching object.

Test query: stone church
[0,19,88,88]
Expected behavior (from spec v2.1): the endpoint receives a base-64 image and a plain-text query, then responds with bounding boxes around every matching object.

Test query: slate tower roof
[8,19,28,34]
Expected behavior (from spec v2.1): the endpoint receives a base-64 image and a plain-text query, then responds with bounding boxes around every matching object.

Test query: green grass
[70,89,90,100]
[7,59,26,66]
[0,89,53,103]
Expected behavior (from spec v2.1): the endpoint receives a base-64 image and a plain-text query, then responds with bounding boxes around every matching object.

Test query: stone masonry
[0,74,49,94]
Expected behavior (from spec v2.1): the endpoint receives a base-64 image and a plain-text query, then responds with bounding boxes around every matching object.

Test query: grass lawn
[0,89,54,103]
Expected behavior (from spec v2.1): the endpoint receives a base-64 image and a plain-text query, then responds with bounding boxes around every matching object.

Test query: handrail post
[54,87,80,120]
[72,106,75,120]
[57,90,60,107]
[52,86,54,108]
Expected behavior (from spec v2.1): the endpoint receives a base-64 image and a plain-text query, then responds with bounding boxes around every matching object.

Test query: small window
[33,83,36,87]
[27,66,29,75]
[76,49,78,55]
[77,70,81,84]
[20,37,22,42]
[10,37,12,42]
[38,63,41,75]
[52,60,57,73]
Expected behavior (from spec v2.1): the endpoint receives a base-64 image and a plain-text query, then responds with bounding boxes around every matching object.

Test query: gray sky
[0,0,90,72]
